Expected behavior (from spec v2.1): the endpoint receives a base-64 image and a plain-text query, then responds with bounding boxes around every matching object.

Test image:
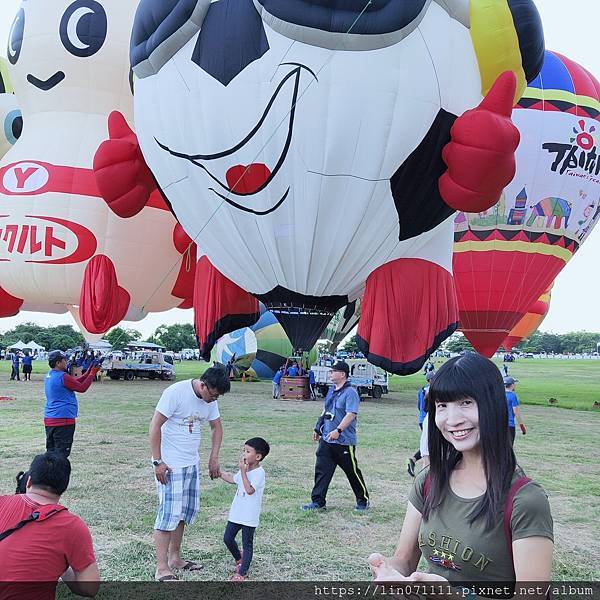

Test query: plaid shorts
[154,464,200,531]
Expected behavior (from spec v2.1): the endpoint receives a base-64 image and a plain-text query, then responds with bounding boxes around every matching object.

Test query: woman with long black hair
[370,353,553,585]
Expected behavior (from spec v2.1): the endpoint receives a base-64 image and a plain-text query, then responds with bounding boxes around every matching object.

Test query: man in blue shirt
[45,351,99,457]
[286,362,299,376]
[10,351,20,381]
[308,368,316,400]
[22,350,33,381]
[504,376,527,444]
[272,366,283,399]
[302,361,369,511]
[407,371,434,476]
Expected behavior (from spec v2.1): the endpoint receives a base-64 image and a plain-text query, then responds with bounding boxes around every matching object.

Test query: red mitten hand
[439,71,520,213]
[93,111,156,218]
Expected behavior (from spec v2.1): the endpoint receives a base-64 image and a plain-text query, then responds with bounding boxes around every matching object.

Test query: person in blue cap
[302,361,369,511]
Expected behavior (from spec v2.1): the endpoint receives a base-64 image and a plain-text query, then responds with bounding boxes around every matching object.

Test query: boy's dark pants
[224,521,255,576]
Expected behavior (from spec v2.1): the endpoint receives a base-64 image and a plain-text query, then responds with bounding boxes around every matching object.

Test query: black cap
[331,361,350,376]
[48,350,67,368]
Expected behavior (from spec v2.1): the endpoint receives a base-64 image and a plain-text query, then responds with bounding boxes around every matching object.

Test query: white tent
[7,340,27,350]
[23,341,45,351]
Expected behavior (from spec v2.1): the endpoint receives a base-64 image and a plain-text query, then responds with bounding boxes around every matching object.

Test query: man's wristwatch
[152,458,163,467]
[336,427,343,434]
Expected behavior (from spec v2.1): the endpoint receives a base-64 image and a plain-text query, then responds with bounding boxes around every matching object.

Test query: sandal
[179,560,203,571]
[156,574,179,582]
[231,573,247,581]
[235,551,244,574]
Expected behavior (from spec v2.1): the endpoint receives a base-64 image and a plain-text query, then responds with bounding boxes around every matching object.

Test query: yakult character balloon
[98,0,544,373]
[0,58,22,160]
[0,1,196,334]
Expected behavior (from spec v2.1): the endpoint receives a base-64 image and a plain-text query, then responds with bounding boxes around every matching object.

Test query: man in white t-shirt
[149,366,230,581]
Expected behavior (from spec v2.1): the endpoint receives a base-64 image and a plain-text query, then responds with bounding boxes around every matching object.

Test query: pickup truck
[103,351,176,381]
[311,360,389,399]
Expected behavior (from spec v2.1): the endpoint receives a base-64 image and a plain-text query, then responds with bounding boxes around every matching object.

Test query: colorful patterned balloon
[454,50,600,357]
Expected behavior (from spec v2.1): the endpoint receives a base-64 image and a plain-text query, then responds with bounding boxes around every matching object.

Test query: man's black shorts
[45,424,76,457]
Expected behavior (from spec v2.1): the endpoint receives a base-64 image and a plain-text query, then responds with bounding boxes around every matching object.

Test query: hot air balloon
[0,0,196,335]
[215,310,317,379]
[503,286,552,351]
[320,300,362,354]
[0,57,21,160]
[454,50,600,357]
[98,0,543,374]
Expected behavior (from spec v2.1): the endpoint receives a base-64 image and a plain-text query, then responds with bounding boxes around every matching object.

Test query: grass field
[0,358,599,581]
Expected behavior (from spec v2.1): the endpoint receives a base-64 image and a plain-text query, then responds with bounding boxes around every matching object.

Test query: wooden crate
[280,376,310,400]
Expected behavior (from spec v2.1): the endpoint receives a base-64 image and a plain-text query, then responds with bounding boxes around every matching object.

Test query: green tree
[560,331,599,354]
[152,323,196,352]
[340,334,360,353]
[106,327,142,351]
[317,341,333,354]
[444,333,474,353]
[0,323,83,351]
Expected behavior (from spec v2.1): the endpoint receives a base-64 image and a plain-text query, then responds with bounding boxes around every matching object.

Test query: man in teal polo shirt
[302,361,369,511]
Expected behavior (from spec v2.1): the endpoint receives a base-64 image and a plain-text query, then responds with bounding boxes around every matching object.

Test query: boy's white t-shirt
[155,379,220,468]
[228,466,266,527]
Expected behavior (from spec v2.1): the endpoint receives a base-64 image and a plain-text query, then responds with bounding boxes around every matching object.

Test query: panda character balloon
[98,0,544,373]
[0,0,197,335]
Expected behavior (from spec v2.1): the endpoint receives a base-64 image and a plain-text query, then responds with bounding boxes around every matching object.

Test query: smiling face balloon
[0,0,196,335]
[131,0,543,373]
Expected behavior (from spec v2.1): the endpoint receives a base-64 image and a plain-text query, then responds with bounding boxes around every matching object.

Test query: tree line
[0,323,198,353]
[444,330,600,355]
[3,322,598,355]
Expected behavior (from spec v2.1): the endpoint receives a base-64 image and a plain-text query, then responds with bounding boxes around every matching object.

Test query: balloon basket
[280,376,311,400]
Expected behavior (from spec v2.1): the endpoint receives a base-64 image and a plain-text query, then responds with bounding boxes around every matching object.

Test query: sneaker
[301,501,326,511]
[355,502,370,511]
[407,457,416,478]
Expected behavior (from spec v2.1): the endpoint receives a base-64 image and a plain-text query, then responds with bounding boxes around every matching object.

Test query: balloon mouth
[27,71,66,91]
[155,62,318,215]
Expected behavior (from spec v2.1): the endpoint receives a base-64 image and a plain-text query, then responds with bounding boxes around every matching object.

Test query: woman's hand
[368,553,410,581]
[408,572,449,583]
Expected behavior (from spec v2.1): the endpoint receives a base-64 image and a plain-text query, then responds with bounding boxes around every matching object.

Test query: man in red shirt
[0,452,99,598]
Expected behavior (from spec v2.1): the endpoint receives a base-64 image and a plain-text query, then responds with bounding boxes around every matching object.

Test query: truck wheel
[148,372,156,380]
[109,373,119,380]
[125,371,135,381]
[372,386,383,399]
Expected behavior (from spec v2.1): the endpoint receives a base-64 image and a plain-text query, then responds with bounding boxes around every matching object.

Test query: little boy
[220,437,269,581]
